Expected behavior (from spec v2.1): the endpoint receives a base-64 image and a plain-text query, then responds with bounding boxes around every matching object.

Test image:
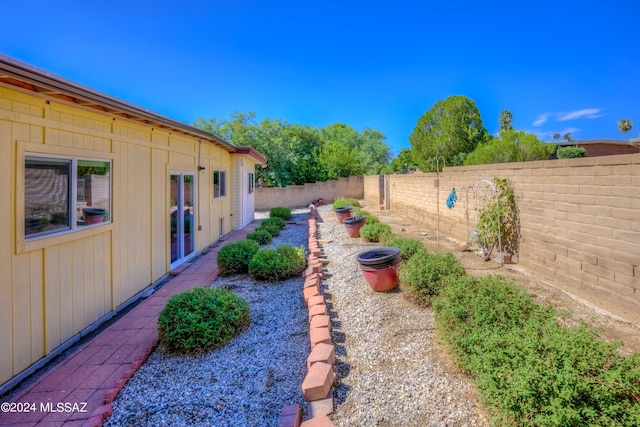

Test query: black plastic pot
[334,206,352,214]
[343,215,365,225]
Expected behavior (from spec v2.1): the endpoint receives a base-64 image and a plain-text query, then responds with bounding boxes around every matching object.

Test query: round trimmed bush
[333,197,360,209]
[360,222,392,242]
[246,229,272,245]
[249,245,305,281]
[158,287,250,354]
[269,207,291,220]
[262,217,286,230]
[217,239,260,275]
[400,250,466,307]
[260,222,281,237]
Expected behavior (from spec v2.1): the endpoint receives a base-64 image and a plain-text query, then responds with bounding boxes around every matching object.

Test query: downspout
[197,140,204,231]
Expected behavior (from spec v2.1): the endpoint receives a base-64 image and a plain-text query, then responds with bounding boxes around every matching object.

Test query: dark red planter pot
[357,247,401,291]
[334,206,353,224]
[343,215,366,238]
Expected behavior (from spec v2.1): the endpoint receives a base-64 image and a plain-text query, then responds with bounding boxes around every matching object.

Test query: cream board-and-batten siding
[0,54,266,393]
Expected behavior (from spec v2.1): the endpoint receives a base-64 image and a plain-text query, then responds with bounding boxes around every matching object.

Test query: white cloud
[555,108,605,121]
[533,112,552,127]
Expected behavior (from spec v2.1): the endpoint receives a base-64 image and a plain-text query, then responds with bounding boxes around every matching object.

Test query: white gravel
[106,205,488,427]
[315,204,487,427]
[105,209,311,427]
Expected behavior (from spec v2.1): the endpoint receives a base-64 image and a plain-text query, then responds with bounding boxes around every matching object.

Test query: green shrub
[333,197,360,209]
[246,228,272,245]
[216,239,260,275]
[383,235,425,260]
[557,146,587,159]
[260,222,281,237]
[360,223,392,242]
[400,250,465,306]
[158,287,250,354]
[354,208,380,224]
[433,274,640,426]
[249,245,305,281]
[269,207,291,220]
[262,217,286,230]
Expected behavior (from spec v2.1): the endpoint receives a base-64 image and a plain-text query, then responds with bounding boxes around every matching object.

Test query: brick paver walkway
[0,221,259,427]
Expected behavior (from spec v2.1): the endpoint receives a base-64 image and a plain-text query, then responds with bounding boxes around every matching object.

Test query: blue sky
[2,1,638,156]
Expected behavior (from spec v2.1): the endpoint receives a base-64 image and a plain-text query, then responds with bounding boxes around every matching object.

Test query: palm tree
[617,119,633,139]
[498,110,514,134]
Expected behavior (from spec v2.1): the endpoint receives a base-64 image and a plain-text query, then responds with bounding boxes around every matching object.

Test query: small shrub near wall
[249,245,305,281]
[247,229,272,245]
[158,287,250,354]
[556,146,587,159]
[270,207,292,220]
[360,222,392,242]
[217,239,260,275]
[333,197,360,209]
[400,250,466,306]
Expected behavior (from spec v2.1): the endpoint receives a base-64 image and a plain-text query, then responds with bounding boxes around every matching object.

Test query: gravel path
[106,205,488,426]
[315,204,487,427]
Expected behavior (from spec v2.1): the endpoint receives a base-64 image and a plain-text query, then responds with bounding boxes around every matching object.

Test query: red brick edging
[279,204,337,427]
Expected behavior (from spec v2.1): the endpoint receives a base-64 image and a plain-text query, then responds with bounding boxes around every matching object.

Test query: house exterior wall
[0,85,235,388]
[363,153,640,318]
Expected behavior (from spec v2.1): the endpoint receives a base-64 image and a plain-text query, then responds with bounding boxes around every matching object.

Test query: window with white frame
[248,172,254,194]
[213,170,226,198]
[25,156,111,239]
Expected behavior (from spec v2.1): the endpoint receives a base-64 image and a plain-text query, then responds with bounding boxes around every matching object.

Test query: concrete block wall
[255,176,364,210]
[364,153,640,315]
[363,175,384,207]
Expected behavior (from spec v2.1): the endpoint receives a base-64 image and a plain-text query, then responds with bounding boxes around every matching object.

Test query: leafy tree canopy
[464,130,556,166]
[193,112,390,186]
[409,95,488,171]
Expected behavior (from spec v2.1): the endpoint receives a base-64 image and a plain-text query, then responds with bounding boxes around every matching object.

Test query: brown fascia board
[234,146,267,165]
[0,54,236,152]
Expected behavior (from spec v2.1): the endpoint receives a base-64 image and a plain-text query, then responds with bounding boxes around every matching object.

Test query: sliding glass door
[170,173,195,267]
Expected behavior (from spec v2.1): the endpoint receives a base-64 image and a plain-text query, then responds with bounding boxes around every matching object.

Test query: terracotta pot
[334,206,353,224]
[343,215,366,238]
[357,247,401,291]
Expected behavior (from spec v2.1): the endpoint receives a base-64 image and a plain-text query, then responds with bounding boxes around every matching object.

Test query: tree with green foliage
[498,109,514,134]
[390,148,418,173]
[194,113,390,186]
[464,130,556,165]
[617,119,633,139]
[409,96,488,171]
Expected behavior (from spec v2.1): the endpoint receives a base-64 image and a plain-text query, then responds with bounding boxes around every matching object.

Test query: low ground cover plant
[249,245,305,281]
[399,249,465,306]
[269,207,291,220]
[217,239,260,275]
[360,222,392,242]
[382,235,425,260]
[354,208,380,224]
[158,287,250,354]
[246,228,272,245]
[333,197,360,209]
[433,274,640,426]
